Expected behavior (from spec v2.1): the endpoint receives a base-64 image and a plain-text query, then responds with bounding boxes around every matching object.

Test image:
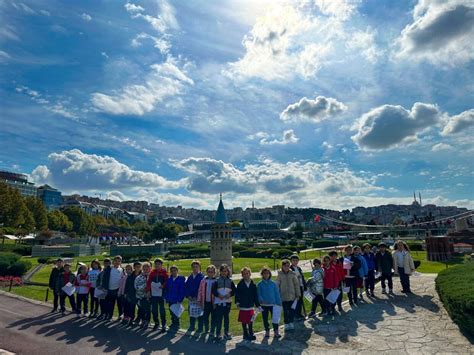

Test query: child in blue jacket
[353,246,368,298]
[184,260,204,333]
[257,266,281,339]
[362,243,376,297]
[165,265,185,331]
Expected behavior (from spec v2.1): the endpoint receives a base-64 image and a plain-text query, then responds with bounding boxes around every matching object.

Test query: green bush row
[435,262,474,335]
[0,244,32,256]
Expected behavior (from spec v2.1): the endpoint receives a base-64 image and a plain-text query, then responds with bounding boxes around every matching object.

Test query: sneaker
[224,333,232,340]
[389,289,394,294]
[51,308,57,313]
[214,336,223,342]
[320,311,329,317]
[370,291,375,297]
[160,326,167,333]
[153,324,159,331]
[337,305,344,312]
[274,333,281,339]
[307,311,316,318]
[381,289,387,294]
[250,335,256,341]
[264,330,270,338]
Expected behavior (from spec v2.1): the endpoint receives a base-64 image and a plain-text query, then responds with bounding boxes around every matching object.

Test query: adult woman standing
[392,240,415,294]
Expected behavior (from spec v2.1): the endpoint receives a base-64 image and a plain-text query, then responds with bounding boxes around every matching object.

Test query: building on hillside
[62,199,95,215]
[0,170,37,197]
[125,211,147,222]
[37,184,62,210]
[210,194,233,271]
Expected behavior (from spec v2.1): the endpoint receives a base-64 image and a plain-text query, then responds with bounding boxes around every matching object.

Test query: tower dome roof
[215,194,228,224]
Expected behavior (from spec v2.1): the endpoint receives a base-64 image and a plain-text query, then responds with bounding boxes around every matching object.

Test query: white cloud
[91,58,193,115]
[0,26,20,41]
[280,95,347,123]
[12,2,35,14]
[16,85,79,120]
[101,52,109,59]
[0,50,11,62]
[124,2,144,14]
[346,27,383,63]
[225,2,343,81]
[131,32,170,54]
[126,0,178,33]
[81,13,92,21]
[314,0,357,20]
[249,129,299,145]
[31,149,183,191]
[441,108,474,135]
[106,134,151,154]
[352,102,442,150]
[173,157,380,197]
[396,0,474,66]
[431,142,452,151]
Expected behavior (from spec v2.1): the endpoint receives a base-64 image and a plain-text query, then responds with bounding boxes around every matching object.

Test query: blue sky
[1,0,473,209]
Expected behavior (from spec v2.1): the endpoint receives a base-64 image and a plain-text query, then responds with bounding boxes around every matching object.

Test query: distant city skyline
[1,0,473,210]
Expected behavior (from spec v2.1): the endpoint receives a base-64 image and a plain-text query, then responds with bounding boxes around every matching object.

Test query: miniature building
[210,194,233,271]
[425,235,453,261]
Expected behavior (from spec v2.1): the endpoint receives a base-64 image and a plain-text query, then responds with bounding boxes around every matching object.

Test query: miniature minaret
[210,194,233,271]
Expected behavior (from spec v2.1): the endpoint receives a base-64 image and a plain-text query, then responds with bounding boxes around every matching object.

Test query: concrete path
[1,274,472,354]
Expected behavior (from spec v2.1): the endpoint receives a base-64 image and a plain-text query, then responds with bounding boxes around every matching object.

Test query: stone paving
[225,274,474,354]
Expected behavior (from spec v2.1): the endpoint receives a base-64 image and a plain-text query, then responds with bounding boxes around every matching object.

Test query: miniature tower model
[210,194,233,271]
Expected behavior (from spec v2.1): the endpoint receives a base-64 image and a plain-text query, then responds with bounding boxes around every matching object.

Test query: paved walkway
[1,274,472,354]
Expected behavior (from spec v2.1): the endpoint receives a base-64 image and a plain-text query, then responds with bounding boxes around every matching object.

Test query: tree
[47,210,73,232]
[62,207,95,236]
[25,196,48,231]
[0,182,34,231]
[144,222,180,243]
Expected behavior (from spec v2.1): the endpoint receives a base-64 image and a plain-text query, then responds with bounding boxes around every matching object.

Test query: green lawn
[410,251,465,273]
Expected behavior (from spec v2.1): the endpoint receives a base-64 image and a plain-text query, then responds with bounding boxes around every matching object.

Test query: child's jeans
[311,294,325,313]
[60,291,76,312]
[202,301,216,334]
[214,303,231,336]
[151,296,166,327]
[282,301,295,324]
[137,298,151,323]
[261,305,279,332]
[76,293,89,314]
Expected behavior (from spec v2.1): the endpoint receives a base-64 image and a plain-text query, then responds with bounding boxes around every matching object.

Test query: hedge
[435,262,474,335]
[0,244,32,256]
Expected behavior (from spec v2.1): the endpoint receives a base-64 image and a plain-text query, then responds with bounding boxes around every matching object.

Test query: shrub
[414,260,421,269]
[408,243,423,251]
[60,252,75,257]
[312,240,339,248]
[0,252,31,277]
[8,261,30,277]
[435,263,474,335]
[37,257,50,264]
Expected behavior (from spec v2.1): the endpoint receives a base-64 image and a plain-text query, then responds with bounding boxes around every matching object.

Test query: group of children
[48,241,413,342]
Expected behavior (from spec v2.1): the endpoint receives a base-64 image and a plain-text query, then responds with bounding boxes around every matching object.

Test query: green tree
[47,210,73,232]
[0,182,34,231]
[144,222,180,243]
[25,196,48,231]
[62,207,95,236]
